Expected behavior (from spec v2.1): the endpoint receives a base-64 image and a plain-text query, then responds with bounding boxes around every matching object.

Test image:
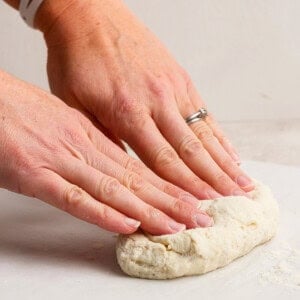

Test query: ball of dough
[116,181,278,279]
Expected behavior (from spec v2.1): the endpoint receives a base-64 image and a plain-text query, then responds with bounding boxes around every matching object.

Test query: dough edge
[116,181,279,279]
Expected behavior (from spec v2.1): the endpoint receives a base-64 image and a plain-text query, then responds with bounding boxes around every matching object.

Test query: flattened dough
[116,181,278,279]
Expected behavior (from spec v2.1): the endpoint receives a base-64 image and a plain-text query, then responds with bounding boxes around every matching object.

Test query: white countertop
[221,119,300,166]
[0,161,299,300]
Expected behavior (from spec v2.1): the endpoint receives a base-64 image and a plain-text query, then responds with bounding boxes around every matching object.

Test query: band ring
[185,108,208,124]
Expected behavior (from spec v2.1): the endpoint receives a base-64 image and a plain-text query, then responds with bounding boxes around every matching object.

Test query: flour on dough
[116,181,279,279]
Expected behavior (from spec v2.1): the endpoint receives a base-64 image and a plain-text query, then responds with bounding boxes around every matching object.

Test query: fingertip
[236,175,253,187]
[232,189,248,197]
[113,219,140,235]
[243,185,255,193]
[168,220,186,234]
[193,211,214,228]
[206,190,222,200]
[124,217,141,229]
[139,221,185,236]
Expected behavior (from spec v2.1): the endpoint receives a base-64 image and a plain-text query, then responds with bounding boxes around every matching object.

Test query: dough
[116,181,279,279]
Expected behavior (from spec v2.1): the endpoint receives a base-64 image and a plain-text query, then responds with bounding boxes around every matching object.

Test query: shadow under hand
[0,191,125,277]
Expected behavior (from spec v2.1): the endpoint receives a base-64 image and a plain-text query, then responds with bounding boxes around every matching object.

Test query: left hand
[38,0,254,199]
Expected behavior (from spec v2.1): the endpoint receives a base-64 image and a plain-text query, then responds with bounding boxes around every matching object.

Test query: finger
[179,85,253,191]
[84,148,213,228]
[190,120,254,192]
[87,126,201,205]
[187,81,241,164]
[205,113,240,163]
[122,158,201,206]
[118,115,219,200]
[32,170,140,234]
[58,158,186,235]
[154,107,247,197]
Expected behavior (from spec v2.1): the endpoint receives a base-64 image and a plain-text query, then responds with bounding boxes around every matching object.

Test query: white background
[0,0,299,121]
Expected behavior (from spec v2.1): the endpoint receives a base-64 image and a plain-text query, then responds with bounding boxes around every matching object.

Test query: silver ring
[185,108,208,125]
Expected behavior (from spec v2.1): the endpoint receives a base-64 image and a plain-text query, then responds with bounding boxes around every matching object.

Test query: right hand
[0,70,213,235]
[39,0,254,199]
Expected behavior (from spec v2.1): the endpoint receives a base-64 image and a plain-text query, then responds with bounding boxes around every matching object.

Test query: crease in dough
[116,181,279,279]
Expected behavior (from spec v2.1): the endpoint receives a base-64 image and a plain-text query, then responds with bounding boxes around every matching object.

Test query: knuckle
[215,173,230,186]
[123,171,146,192]
[15,156,32,178]
[12,154,45,190]
[113,91,147,133]
[119,111,148,135]
[172,199,186,213]
[188,176,206,189]
[153,147,179,168]
[15,168,43,197]
[179,136,203,158]
[132,114,149,129]
[63,185,85,212]
[194,123,214,142]
[148,78,171,102]
[163,183,180,196]
[218,134,230,145]
[220,156,235,168]
[144,206,161,220]
[116,92,139,115]
[8,144,34,179]
[99,177,121,198]
[97,206,112,227]
[125,158,145,175]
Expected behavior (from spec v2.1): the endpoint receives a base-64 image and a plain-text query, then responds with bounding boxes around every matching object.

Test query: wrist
[36,0,125,47]
[35,0,77,33]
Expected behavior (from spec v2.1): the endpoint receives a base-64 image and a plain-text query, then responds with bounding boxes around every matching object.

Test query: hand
[38,0,254,199]
[0,70,213,235]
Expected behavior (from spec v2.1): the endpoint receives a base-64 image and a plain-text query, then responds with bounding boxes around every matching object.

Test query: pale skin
[0,70,212,235]
[1,0,254,235]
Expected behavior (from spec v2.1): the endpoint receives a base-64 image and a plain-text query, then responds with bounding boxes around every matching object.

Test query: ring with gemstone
[185,108,208,125]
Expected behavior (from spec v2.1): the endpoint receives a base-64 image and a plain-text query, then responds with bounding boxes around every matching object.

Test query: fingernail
[195,212,214,227]
[124,217,141,228]
[232,189,247,197]
[180,194,199,206]
[207,190,222,200]
[168,220,186,233]
[237,175,253,188]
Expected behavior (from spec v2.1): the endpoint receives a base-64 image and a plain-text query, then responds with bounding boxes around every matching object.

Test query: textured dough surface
[116,182,279,279]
